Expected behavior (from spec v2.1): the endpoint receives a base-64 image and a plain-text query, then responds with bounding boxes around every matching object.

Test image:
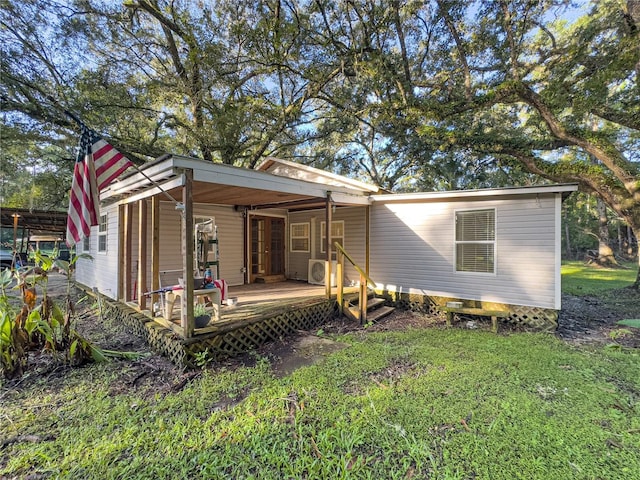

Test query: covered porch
[102,155,375,340]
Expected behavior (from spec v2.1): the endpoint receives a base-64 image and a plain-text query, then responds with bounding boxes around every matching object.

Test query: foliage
[1,0,639,280]
[193,302,208,318]
[1,328,638,479]
[0,252,109,380]
[561,260,637,295]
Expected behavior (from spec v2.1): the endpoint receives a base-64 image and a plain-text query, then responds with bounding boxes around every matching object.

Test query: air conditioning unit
[308,259,337,286]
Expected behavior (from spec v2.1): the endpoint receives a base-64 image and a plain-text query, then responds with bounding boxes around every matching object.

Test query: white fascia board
[371,184,579,203]
[331,191,372,205]
[113,175,185,206]
[555,193,562,310]
[101,157,176,200]
[171,155,368,200]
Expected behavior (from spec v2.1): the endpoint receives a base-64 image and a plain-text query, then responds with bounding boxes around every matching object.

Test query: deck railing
[334,241,377,324]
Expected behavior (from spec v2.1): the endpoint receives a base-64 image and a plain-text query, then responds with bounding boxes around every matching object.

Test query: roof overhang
[370,184,579,203]
[101,155,371,209]
[255,157,381,193]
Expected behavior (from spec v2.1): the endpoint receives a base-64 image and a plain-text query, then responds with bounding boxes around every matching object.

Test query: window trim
[290,222,310,253]
[454,208,496,275]
[97,214,108,254]
[320,220,345,253]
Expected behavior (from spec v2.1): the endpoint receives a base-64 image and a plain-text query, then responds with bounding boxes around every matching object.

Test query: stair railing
[334,241,377,324]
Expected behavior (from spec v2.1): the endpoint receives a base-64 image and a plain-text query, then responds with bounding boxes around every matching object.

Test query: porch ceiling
[189,181,324,209]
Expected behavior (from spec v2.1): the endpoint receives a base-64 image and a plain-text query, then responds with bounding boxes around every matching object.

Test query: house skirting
[378,290,559,331]
[99,295,337,367]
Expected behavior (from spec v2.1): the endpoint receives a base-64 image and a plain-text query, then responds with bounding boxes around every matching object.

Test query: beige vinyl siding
[369,194,559,309]
[194,204,244,285]
[288,206,367,284]
[75,202,245,299]
[155,203,245,286]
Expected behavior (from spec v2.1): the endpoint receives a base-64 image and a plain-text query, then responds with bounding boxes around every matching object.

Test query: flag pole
[52,98,184,212]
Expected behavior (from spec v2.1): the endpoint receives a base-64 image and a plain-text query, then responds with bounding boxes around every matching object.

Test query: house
[74,155,577,364]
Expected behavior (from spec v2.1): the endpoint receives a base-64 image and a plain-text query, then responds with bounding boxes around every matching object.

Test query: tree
[2,0,639,286]
[307,0,640,286]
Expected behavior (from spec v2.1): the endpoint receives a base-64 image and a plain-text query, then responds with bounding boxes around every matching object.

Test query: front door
[250,216,285,281]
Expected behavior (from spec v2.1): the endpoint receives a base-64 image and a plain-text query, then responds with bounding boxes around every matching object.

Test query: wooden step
[365,306,395,324]
[366,297,386,310]
[343,299,395,324]
[342,296,385,310]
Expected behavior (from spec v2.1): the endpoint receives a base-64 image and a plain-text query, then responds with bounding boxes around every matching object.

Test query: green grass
[2,329,639,479]
[562,260,637,295]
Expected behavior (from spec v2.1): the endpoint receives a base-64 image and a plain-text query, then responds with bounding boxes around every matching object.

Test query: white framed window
[455,209,496,274]
[82,235,90,252]
[290,222,310,252]
[98,214,108,253]
[321,220,344,253]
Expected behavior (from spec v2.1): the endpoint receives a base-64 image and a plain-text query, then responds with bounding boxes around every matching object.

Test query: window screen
[455,209,495,273]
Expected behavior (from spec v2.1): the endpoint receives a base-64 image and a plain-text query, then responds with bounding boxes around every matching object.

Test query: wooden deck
[150,280,350,334]
[109,280,356,366]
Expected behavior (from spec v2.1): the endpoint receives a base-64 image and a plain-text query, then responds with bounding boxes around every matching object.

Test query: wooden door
[250,216,285,281]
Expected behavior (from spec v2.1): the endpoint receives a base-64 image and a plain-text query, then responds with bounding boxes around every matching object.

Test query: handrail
[333,242,376,288]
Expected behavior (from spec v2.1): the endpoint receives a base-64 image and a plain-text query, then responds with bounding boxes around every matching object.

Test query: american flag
[66,124,133,246]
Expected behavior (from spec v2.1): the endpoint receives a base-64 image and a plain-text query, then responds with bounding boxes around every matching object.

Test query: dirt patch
[557,288,640,348]
[255,334,351,377]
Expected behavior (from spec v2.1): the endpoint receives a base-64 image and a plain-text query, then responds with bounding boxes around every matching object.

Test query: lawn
[561,260,637,295]
[1,264,639,479]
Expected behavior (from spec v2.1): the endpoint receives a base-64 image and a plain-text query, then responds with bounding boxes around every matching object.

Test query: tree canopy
[1,0,639,281]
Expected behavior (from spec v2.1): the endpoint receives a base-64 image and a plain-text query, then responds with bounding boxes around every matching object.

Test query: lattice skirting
[183,300,336,366]
[99,295,337,367]
[378,290,558,331]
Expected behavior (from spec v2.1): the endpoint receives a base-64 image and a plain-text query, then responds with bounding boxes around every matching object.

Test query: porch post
[137,199,147,310]
[325,191,332,299]
[151,196,160,314]
[181,169,195,338]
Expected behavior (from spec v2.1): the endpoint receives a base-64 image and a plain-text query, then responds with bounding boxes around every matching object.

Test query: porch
[110,281,356,366]
[99,155,375,341]
[149,280,348,335]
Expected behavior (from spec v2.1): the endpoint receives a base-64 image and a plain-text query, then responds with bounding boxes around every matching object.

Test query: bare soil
[5,273,639,394]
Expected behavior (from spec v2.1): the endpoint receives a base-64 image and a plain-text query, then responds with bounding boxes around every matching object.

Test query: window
[98,214,108,253]
[455,209,495,273]
[321,221,344,253]
[290,222,310,252]
[82,235,90,252]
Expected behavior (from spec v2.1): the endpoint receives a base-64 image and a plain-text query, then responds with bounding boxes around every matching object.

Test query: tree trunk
[563,207,572,260]
[617,222,623,258]
[632,226,640,290]
[596,197,619,267]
